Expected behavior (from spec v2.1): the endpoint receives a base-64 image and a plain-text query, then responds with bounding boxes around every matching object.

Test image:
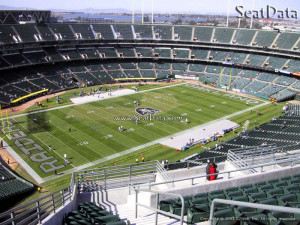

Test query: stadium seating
[14,80,42,93]
[155,62,171,70]
[0,25,17,44]
[233,29,256,45]
[71,24,94,40]
[116,48,135,57]
[246,54,268,67]
[36,24,56,41]
[191,49,209,60]
[231,77,251,90]
[23,51,48,64]
[48,24,75,40]
[140,70,156,78]
[64,202,129,225]
[239,70,259,79]
[98,47,117,58]
[206,66,222,74]
[244,80,268,94]
[267,57,288,70]
[226,52,247,64]
[91,71,113,83]
[285,60,300,72]
[14,24,38,42]
[158,173,300,224]
[216,75,236,87]
[154,25,172,40]
[133,24,153,39]
[135,47,153,57]
[113,24,133,39]
[213,28,235,43]
[120,63,136,70]
[189,64,206,72]
[258,84,285,98]
[78,48,99,59]
[222,68,241,76]
[257,73,277,82]
[92,24,114,39]
[253,31,278,47]
[157,70,170,79]
[172,63,188,71]
[193,27,213,42]
[59,49,81,60]
[46,48,63,61]
[153,48,171,58]
[123,70,141,78]
[174,25,192,41]
[138,62,153,69]
[3,53,29,66]
[29,78,61,92]
[292,81,300,91]
[270,89,297,101]
[209,50,228,62]
[275,32,299,50]
[173,48,189,59]
[274,76,297,86]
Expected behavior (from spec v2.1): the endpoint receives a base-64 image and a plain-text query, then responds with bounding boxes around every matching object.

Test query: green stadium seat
[284,185,300,194]
[226,187,239,192]
[259,198,278,206]
[193,193,208,199]
[243,187,260,194]
[278,194,300,207]
[232,196,252,202]
[240,184,253,190]
[213,208,239,225]
[170,201,190,216]
[158,199,175,212]
[250,192,268,202]
[105,221,127,225]
[226,190,244,198]
[267,179,280,185]
[267,188,286,198]
[189,197,209,205]
[268,211,300,225]
[187,204,210,224]
[259,184,275,192]
[241,214,269,225]
[92,215,120,224]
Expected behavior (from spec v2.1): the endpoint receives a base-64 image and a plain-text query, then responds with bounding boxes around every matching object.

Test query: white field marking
[210,105,215,108]
[77,141,89,146]
[222,102,227,104]
[41,100,271,183]
[66,115,75,118]
[72,105,141,148]
[50,111,109,158]
[146,123,154,126]
[196,109,202,112]
[102,134,113,139]
[11,118,75,168]
[124,102,131,105]
[7,82,186,121]
[127,128,135,132]
[106,106,113,109]
[181,113,188,116]
[87,111,95,114]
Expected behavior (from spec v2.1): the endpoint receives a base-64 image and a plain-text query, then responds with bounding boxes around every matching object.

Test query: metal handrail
[137,156,300,189]
[0,186,72,225]
[134,189,185,225]
[209,199,300,225]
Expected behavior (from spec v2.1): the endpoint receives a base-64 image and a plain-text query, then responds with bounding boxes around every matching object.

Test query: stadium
[0,0,299,224]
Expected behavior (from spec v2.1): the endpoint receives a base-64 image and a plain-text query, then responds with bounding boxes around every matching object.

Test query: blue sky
[1,0,299,14]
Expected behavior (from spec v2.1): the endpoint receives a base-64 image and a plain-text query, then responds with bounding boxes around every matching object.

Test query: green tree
[172,18,182,25]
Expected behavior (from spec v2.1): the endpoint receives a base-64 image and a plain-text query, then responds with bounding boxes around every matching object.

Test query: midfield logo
[136,107,159,116]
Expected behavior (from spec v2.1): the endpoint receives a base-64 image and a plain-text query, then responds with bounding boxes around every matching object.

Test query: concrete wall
[147,164,300,207]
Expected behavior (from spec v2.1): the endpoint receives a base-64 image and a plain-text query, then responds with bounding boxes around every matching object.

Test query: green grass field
[4,83,265,179]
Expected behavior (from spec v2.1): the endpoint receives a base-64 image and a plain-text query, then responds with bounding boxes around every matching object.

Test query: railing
[134,189,185,225]
[209,199,300,225]
[155,161,174,188]
[135,156,300,190]
[0,186,72,225]
[75,161,158,191]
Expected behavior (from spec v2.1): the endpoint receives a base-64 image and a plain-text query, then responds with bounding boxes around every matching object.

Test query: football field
[3,83,264,178]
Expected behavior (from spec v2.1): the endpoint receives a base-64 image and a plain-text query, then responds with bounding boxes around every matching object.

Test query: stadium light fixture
[132,0,135,24]
[152,0,154,24]
[142,0,144,24]
[226,0,231,27]
[238,0,243,28]
[250,0,255,29]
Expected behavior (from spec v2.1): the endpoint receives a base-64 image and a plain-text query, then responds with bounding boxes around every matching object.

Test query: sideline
[41,101,270,183]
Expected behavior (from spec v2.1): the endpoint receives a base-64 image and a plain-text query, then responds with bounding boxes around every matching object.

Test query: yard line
[41,101,270,182]
[11,118,75,168]
[8,82,186,120]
